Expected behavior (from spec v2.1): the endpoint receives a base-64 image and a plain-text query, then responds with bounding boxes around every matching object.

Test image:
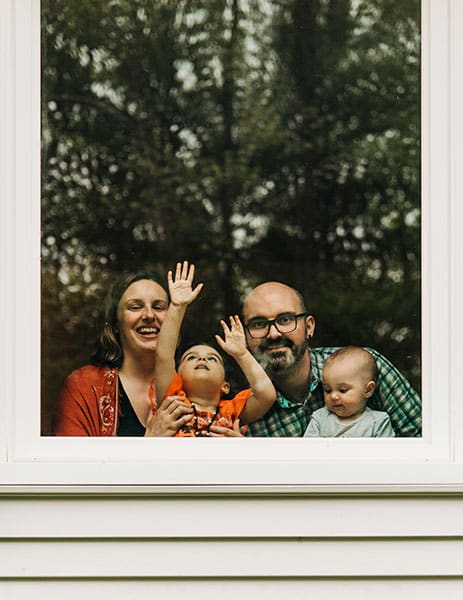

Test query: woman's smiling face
[116,279,169,358]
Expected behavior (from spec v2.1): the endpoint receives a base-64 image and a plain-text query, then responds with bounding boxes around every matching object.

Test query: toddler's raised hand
[215,315,247,359]
[168,261,203,307]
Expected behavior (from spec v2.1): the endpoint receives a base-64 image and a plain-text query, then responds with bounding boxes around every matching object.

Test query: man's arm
[367,347,421,437]
[154,261,203,403]
[215,316,276,425]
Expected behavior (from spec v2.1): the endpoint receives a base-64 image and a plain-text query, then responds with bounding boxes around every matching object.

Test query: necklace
[191,403,220,437]
[148,378,156,414]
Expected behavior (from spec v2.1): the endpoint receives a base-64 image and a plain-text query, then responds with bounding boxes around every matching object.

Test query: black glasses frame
[245,312,308,339]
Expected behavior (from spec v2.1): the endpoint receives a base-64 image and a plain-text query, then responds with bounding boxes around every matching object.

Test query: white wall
[1,1,463,597]
[1,494,463,597]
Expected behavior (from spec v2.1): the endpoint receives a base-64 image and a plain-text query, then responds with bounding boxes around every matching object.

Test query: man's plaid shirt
[246,347,421,437]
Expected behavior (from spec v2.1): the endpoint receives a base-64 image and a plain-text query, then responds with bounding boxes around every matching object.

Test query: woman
[53,271,193,436]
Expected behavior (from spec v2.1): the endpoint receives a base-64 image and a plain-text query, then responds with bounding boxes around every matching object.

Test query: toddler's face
[179,345,226,390]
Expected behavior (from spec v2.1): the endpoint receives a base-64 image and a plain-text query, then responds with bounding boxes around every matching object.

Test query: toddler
[154,261,276,436]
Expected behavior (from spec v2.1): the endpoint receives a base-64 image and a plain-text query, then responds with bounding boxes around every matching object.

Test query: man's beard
[254,336,309,374]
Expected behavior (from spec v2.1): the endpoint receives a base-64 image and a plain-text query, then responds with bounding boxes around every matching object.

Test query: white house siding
[1,493,463,597]
[1,579,463,600]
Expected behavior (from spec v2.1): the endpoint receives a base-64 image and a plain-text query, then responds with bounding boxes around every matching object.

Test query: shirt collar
[273,348,326,408]
[276,373,320,408]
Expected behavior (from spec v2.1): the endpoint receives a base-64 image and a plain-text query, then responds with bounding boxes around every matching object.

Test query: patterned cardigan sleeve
[52,365,119,436]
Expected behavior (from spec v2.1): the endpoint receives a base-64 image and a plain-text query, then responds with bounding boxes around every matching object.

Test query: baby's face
[178,345,226,389]
[322,358,370,421]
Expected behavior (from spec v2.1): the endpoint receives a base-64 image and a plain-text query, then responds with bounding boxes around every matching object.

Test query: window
[1,0,462,491]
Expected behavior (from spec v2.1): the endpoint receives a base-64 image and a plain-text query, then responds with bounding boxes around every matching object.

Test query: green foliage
[41,0,421,433]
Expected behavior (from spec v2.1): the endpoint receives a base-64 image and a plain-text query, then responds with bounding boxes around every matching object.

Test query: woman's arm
[53,366,113,436]
[145,394,194,437]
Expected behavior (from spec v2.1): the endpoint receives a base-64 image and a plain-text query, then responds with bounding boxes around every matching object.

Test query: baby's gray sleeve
[374,412,396,437]
[304,411,322,437]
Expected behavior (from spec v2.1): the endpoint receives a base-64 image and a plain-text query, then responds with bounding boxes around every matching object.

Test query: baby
[304,346,395,437]
[154,261,276,436]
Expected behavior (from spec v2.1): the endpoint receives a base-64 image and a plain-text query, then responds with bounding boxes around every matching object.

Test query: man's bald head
[243,282,306,321]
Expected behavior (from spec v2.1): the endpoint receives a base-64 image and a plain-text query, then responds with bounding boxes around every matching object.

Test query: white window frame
[1,0,463,493]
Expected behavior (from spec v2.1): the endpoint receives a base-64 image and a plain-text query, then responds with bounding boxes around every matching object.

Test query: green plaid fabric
[246,347,422,437]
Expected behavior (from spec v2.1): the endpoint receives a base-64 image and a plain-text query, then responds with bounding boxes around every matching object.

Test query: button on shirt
[246,347,422,437]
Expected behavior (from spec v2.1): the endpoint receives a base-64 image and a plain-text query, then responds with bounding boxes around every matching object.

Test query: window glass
[40,1,421,439]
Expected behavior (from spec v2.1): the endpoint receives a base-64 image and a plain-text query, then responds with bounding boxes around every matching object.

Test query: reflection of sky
[232,214,270,249]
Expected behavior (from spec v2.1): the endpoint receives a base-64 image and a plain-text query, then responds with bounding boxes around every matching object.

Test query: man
[241,281,421,437]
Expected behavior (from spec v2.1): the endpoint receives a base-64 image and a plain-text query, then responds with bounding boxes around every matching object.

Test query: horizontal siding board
[1,539,463,578]
[1,496,463,539]
[1,579,463,600]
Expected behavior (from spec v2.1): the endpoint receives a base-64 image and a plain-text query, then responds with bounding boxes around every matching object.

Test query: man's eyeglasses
[245,312,308,339]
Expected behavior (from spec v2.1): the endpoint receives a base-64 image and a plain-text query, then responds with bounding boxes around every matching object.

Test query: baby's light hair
[324,346,379,382]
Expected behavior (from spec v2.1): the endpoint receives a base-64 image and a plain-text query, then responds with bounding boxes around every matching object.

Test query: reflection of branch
[55,93,136,127]
[55,93,155,159]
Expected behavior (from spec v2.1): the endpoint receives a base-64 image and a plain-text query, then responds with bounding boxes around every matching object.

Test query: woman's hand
[208,419,246,437]
[144,394,193,437]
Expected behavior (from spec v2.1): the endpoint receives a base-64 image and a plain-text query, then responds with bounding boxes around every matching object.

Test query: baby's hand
[215,315,247,359]
[168,261,203,307]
